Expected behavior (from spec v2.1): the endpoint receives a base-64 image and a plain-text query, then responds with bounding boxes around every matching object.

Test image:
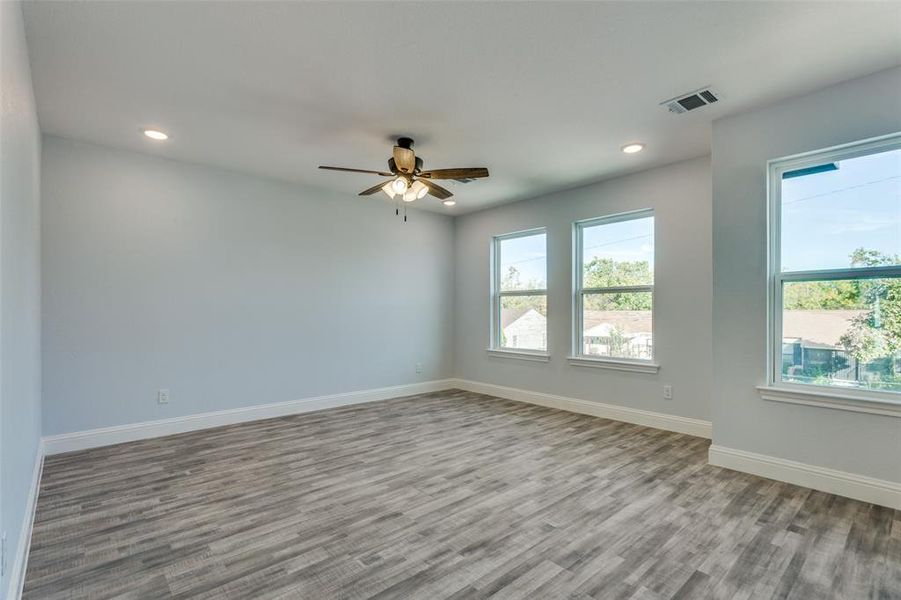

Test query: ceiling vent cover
[660,87,720,114]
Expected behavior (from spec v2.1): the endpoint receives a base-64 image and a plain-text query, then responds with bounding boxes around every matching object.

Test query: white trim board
[43,380,455,455]
[5,440,44,600]
[709,445,901,511]
[450,379,712,438]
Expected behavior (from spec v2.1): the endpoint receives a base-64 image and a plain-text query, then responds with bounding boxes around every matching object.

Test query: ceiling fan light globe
[403,190,417,202]
[391,177,408,194]
[410,180,428,200]
[381,182,397,199]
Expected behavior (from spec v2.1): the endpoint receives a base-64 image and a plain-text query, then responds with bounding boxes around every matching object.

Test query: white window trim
[764,132,901,415]
[486,348,551,362]
[566,355,659,373]
[489,227,549,358]
[757,384,901,417]
[572,209,657,371]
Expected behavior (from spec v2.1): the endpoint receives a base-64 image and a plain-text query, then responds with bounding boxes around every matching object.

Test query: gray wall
[1,0,42,593]
[711,67,901,482]
[41,136,455,436]
[454,157,712,421]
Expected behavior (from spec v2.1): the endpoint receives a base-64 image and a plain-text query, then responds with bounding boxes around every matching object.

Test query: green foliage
[783,280,863,310]
[500,267,547,314]
[583,258,651,288]
[850,248,897,268]
[582,258,652,310]
[835,248,901,363]
[583,292,651,311]
[782,248,900,311]
[840,277,901,363]
[500,258,656,315]
[778,247,900,365]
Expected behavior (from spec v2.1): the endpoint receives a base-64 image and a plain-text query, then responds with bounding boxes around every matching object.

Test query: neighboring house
[782,310,864,349]
[501,308,654,358]
[501,308,894,387]
[781,309,869,383]
[582,310,652,359]
[501,307,547,350]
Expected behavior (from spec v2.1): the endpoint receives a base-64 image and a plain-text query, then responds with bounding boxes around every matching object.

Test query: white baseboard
[450,378,712,438]
[5,440,44,600]
[450,379,898,509]
[43,379,455,455]
[708,444,901,510]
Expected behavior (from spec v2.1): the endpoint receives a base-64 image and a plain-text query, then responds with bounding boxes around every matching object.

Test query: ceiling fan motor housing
[388,156,424,175]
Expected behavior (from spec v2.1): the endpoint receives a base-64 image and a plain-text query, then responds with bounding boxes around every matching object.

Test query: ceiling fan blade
[359,179,395,196]
[393,146,416,174]
[319,166,394,177]
[420,179,453,200]
[418,168,489,181]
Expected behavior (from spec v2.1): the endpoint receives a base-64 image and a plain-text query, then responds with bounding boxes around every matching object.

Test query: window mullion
[498,289,548,297]
[780,265,901,282]
[582,285,654,295]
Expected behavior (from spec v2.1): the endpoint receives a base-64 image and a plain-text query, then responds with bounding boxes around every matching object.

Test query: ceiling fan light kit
[319,137,489,218]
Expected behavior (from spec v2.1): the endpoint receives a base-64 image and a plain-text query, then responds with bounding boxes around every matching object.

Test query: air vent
[660,87,721,114]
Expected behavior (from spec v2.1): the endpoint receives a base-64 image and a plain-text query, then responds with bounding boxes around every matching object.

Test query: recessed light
[443,200,456,207]
[143,129,169,141]
[621,143,644,154]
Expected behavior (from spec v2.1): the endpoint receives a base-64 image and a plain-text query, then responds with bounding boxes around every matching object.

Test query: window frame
[570,209,658,373]
[765,133,901,414]
[489,227,549,360]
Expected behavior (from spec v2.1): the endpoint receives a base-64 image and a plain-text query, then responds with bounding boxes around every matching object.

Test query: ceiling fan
[319,137,489,212]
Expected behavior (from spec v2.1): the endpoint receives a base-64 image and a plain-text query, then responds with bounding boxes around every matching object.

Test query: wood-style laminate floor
[23,390,901,600]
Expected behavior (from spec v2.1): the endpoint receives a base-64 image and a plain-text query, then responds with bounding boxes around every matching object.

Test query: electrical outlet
[663,385,673,400]
[158,389,170,404]
[415,362,423,374]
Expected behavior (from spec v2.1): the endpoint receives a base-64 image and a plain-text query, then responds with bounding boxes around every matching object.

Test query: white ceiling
[22,1,901,214]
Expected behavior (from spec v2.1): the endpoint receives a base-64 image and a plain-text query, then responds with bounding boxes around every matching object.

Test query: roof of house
[782,310,864,348]
[583,311,652,336]
[500,307,536,330]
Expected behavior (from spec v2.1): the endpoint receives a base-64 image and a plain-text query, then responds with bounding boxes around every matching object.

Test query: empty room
[2,1,900,598]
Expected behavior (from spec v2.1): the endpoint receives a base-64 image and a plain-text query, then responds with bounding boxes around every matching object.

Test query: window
[491,229,548,354]
[573,210,655,366]
[769,135,901,399]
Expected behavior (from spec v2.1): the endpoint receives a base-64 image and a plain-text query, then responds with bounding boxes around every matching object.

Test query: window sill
[566,356,659,374]
[486,348,550,362]
[757,385,901,417]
